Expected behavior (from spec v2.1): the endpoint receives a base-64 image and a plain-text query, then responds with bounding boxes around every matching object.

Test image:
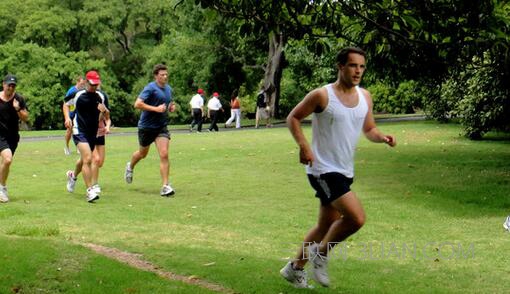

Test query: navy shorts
[73,133,96,151]
[138,127,170,147]
[0,134,19,154]
[307,172,354,205]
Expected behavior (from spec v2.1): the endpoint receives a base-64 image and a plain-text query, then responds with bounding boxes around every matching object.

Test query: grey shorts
[138,127,170,147]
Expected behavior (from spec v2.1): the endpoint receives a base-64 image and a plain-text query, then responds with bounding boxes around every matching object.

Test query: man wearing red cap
[189,88,205,132]
[124,64,176,197]
[207,92,223,132]
[0,74,29,203]
[63,70,109,203]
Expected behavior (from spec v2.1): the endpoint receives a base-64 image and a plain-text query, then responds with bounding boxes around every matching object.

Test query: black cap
[3,74,17,85]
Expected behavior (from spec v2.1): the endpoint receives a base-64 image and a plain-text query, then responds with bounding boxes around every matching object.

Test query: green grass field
[1,121,509,293]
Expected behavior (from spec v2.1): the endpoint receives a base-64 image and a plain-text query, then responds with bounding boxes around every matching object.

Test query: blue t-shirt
[137,82,173,129]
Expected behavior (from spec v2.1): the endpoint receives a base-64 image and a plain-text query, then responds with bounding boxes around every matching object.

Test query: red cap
[86,70,101,85]
[197,88,204,94]
[213,92,219,97]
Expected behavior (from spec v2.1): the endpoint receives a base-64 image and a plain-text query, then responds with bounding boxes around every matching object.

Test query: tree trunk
[263,31,285,118]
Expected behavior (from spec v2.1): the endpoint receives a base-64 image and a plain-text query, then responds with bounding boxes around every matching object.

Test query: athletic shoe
[66,170,77,193]
[160,184,175,197]
[64,146,71,156]
[91,184,101,194]
[0,186,9,203]
[504,215,510,231]
[124,162,133,184]
[309,243,330,287]
[86,187,99,203]
[280,261,309,288]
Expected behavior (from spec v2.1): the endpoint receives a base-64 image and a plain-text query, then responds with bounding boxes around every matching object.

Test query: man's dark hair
[336,47,366,65]
[153,64,168,75]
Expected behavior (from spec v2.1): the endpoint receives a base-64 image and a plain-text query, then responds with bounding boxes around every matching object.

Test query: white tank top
[305,84,368,177]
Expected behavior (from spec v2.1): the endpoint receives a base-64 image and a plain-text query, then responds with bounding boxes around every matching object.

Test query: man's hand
[383,135,397,147]
[155,103,166,113]
[168,103,176,113]
[97,103,107,113]
[299,145,315,167]
[65,118,72,129]
[13,98,20,111]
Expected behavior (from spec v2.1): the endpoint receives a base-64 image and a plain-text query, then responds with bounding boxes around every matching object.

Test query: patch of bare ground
[82,243,236,293]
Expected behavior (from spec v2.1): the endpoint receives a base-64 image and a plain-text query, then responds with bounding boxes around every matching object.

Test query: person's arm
[362,89,396,146]
[13,97,29,122]
[104,111,111,134]
[134,97,166,113]
[62,102,72,129]
[287,88,327,166]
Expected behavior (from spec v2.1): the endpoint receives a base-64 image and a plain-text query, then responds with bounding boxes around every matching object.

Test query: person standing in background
[225,89,241,129]
[189,88,205,132]
[207,92,223,132]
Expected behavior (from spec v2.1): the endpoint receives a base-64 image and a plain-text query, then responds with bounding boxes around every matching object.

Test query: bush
[459,54,510,139]
[368,80,425,114]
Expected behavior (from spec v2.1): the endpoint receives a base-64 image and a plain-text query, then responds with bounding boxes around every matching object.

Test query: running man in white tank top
[280,47,396,288]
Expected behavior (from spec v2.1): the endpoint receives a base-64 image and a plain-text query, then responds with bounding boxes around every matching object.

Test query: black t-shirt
[0,93,27,136]
[256,92,267,108]
[73,90,104,136]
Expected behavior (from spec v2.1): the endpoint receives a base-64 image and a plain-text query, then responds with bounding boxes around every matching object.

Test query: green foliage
[459,54,510,139]
[436,52,510,139]
[367,82,395,113]
[368,80,426,114]
[0,41,135,129]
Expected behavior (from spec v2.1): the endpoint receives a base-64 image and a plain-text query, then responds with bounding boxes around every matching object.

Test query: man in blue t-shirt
[124,64,177,197]
[62,75,85,155]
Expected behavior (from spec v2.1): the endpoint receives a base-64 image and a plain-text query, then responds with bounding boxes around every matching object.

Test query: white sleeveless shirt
[305,84,368,178]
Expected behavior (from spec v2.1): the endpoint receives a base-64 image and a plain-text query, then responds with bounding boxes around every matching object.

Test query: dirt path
[82,243,236,293]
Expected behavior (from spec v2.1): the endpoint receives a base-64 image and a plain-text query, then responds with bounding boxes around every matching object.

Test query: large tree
[196,0,506,119]
[196,0,346,117]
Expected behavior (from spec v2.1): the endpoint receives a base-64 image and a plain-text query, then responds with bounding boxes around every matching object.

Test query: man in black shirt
[0,74,29,203]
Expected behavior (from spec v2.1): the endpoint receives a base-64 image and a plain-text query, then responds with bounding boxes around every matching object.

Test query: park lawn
[1,121,509,293]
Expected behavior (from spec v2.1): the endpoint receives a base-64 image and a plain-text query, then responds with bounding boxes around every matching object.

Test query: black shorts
[138,127,170,147]
[73,133,97,151]
[0,134,19,154]
[307,172,354,205]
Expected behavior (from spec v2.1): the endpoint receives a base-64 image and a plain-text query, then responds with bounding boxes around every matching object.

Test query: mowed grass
[1,121,509,293]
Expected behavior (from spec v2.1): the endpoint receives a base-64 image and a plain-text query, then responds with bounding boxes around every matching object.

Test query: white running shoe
[0,185,9,203]
[504,215,510,231]
[64,146,71,156]
[124,162,133,184]
[66,170,77,193]
[280,261,309,288]
[160,184,175,197]
[86,187,99,203]
[309,243,330,287]
[91,184,101,194]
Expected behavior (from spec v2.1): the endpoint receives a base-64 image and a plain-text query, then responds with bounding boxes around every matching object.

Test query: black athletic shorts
[307,172,354,205]
[0,134,19,154]
[73,133,97,151]
[138,127,170,147]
